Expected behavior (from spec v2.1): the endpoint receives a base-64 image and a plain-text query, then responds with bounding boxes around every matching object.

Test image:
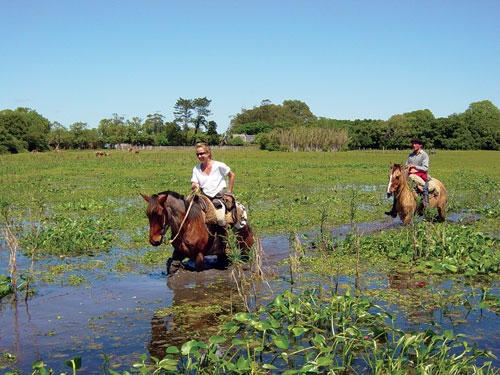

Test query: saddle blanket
[408,174,439,194]
[193,194,248,228]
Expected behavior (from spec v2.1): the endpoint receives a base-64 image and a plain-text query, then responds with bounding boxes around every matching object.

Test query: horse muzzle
[150,237,163,246]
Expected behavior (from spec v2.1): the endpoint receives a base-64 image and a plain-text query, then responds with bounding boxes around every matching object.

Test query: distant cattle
[95,151,110,157]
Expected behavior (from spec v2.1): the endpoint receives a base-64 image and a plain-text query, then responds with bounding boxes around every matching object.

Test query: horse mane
[157,190,185,200]
[394,163,405,176]
[154,190,204,222]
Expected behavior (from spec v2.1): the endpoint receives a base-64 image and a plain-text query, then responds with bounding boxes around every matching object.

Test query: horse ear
[389,162,393,168]
[158,194,167,204]
[141,193,150,202]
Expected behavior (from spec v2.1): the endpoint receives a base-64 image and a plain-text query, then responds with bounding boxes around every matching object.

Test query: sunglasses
[196,152,207,156]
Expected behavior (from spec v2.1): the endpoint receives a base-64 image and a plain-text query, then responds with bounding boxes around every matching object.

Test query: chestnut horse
[141,191,254,274]
[387,163,447,225]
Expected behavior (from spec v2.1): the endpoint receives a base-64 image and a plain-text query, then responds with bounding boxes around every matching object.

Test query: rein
[167,191,197,245]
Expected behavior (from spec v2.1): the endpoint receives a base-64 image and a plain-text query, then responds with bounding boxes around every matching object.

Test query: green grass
[1,149,499,243]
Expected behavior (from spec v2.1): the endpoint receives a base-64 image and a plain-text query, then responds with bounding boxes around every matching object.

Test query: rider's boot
[423,181,429,208]
[385,198,398,218]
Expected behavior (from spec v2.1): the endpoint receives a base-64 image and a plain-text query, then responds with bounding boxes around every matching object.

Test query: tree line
[1,97,499,154]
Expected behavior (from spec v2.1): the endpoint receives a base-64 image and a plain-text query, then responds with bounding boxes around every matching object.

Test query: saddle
[192,194,248,228]
[408,174,440,195]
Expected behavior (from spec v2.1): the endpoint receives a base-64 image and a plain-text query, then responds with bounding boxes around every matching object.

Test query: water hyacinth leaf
[465,269,478,276]
[64,356,82,370]
[274,295,285,306]
[272,334,289,350]
[253,320,273,331]
[232,338,247,346]
[166,346,180,354]
[313,333,327,346]
[345,327,360,337]
[292,326,308,337]
[181,340,206,356]
[234,312,250,322]
[316,355,334,367]
[444,330,455,340]
[157,357,178,371]
[209,335,226,345]
[444,264,458,273]
[484,259,493,270]
[236,356,251,370]
[32,360,45,369]
[270,317,281,328]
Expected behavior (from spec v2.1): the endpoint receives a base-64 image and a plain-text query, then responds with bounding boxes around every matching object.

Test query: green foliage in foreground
[332,221,500,276]
[11,290,498,375]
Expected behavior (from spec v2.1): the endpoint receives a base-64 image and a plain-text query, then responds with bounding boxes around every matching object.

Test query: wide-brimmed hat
[411,138,423,145]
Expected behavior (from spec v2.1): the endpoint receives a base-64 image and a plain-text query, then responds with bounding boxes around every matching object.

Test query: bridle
[387,166,402,198]
[161,192,196,245]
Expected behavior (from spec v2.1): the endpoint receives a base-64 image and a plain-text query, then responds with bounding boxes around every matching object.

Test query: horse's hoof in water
[166,259,183,276]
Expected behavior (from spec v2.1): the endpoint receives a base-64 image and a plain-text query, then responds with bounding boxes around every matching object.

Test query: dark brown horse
[141,191,254,274]
[387,163,447,225]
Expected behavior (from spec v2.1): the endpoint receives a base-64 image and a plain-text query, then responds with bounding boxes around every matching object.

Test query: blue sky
[2,0,499,133]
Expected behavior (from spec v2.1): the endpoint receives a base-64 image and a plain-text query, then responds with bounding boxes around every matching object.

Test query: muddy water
[1,219,499,374]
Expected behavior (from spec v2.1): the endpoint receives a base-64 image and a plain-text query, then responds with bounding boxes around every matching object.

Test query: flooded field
[1,217,500,374]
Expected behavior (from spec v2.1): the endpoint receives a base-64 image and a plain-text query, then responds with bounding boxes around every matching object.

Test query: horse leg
[236,226,254,261]
[167,254,184,276]
[402,214,412,226]
[195,252,205,272]
[216,253,229,269]
[437,204,446,222]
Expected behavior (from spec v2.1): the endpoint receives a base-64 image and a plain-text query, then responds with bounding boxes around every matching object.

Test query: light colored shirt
[191,160,231,198]
[406,150,429,173]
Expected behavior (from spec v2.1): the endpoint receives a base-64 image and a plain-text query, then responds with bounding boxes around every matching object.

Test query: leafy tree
[98,114,128,146]
[462,100,500,150]
[162,121,185,146]
[173,98,193,131]
[229,121,272,135]
[0,108,50,153]
[206,120,220,145]
[230,99,317,137]
[47,121,73,150]
[282,100,316,123]
[70,122,87,149]
[348,119,384,149]
[192,97,212,134]
[143,113,165,135]
[380,114,414,149]
[0,124,27,153]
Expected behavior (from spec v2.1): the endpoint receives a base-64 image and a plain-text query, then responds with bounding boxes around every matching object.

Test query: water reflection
[148,266,249,359]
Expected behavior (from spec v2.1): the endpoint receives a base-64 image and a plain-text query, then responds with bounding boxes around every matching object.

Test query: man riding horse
[386,137,430,217]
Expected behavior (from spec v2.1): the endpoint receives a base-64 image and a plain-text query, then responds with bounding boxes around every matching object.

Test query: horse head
[387,163,406,197]
[141,193,168,246]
